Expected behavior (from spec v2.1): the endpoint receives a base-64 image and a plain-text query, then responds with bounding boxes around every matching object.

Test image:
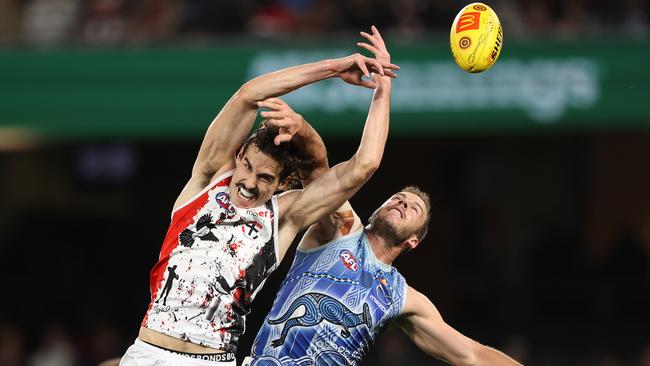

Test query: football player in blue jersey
[244,26,522,366]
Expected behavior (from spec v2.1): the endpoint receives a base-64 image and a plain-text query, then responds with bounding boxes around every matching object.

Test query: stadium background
[1,0,649,365]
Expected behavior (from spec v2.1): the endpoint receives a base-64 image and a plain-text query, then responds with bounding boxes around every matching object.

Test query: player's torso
[250,231,407,366]
[142,171,279,352]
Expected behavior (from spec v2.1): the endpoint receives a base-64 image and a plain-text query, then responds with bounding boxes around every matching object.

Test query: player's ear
[277,178,290,192]
[404,234,420,251]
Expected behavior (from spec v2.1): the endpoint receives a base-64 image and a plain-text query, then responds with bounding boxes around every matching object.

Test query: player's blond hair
[401,185,431,241]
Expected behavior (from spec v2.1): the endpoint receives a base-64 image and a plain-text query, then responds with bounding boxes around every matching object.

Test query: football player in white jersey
[120,27,400,366]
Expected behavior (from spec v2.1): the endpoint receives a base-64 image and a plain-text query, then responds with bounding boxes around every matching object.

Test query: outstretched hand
[357,25,395,76]
[333,26,398,88]
[258,98,306,145]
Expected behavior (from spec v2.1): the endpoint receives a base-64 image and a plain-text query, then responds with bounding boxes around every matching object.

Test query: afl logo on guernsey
[215,192,236,217]
[339,250,359,272]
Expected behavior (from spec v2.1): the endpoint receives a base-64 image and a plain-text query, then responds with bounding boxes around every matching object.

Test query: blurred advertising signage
[248,52,600,124]
[2,41,648,138]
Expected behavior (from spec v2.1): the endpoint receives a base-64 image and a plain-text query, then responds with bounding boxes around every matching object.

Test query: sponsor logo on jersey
[246,209,270,223]
[339,250,359,272]
[242,221,263,240]
[456,12,481,33]
[215,192,236,217]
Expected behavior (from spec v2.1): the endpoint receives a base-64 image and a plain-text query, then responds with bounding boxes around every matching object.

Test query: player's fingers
[265,117,293,128]
[274,134,293,145]
[257,100,282,110]
[363,27,387,51]
[359,78,378,89]
[260,110,288,119]
[384,70,398,78]
[264,97,289,108]
[259,98,287,111]
[357,42,380,56]
[366,58,385,76]
[360,31,375,44]
[382,62,400,70]
[355,57,371,78]
[371,25,385,44]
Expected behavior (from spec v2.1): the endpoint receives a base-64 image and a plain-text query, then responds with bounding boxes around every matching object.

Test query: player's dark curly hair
[239,120,317,191]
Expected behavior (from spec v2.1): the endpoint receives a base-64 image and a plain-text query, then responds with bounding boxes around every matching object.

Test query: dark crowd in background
[0,0,648,45]
[1,1,650,366]
[1,135,650,365]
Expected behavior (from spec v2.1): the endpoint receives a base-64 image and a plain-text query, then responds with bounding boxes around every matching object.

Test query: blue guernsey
[248,230,407,366]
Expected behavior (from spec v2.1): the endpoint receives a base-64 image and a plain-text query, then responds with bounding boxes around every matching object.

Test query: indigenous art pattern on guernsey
[250,232,407,365]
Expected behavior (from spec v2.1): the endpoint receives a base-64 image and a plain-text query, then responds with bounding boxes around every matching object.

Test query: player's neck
[364,229,398,265]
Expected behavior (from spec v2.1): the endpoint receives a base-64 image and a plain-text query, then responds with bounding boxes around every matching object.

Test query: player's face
[369,191,427,244]
[230,146,283,209]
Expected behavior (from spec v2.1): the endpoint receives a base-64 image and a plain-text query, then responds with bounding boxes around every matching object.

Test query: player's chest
[177,201,273,260]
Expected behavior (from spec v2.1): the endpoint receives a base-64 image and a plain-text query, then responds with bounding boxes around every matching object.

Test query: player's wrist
[375,75,392,89]
[320,59,341,78]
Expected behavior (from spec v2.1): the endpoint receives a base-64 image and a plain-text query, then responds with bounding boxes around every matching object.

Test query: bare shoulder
[276,189,302,218]
[173,161,235,212]
[401,286,440,319]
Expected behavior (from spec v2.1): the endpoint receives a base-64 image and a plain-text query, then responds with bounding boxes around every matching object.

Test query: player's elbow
[350,156,379,184]
[451,342,482,366]
[454,354,479,366]
[236,82,260,107]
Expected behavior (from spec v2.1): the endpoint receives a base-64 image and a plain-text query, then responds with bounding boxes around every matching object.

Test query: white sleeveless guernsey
[141,170,279,352]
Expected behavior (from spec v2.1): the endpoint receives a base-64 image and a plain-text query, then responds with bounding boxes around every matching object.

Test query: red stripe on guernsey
[142,175,232,327]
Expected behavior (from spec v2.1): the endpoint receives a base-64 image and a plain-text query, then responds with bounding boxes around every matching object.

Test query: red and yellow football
[450,3,503,73]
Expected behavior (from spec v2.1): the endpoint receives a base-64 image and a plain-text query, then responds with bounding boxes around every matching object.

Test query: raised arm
[173,53,397,210]
[398,286,523,366]
[293,26,394,251]
[277,63,393,259]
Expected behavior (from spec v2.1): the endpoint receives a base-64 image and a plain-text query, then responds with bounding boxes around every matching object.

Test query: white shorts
[119,339,237,366]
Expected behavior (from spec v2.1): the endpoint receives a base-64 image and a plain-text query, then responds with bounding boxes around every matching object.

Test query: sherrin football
[450,3,503,73]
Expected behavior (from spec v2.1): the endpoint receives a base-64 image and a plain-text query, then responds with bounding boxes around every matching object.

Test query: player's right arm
[277,70,392,260]
[297,26,391,250]
[173,54,398,211]
[397,286,523,366]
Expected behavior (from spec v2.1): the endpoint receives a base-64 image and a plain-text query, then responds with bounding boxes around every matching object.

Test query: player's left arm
[396,286,523,366]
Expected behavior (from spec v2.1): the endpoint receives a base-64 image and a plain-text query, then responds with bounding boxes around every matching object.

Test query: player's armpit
[275,189,303,260]
[317,200,362,239]
[333,209,356,236]
[298,202,363,250]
